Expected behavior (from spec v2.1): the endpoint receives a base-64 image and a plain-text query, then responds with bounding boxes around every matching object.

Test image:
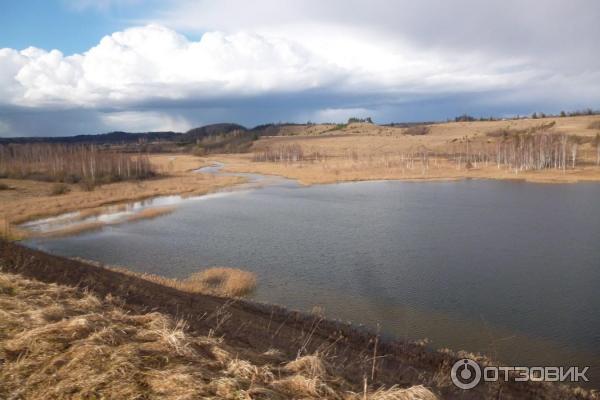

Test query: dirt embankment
[0,240,595,399]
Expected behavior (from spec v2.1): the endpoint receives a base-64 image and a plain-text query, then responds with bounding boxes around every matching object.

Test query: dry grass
[0,271,440,400]
[41,221,105,238]
[184,267,257,296]
[109,266,257,298]
[358,385,439,400]
[126,206,175,222]
[0,218,24,241]
[23,207,175,239]
[219,115,600,185]
[283,354,328,378]
[588,120,600,130]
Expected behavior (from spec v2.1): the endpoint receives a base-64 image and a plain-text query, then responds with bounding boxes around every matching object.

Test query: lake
[25,171,600,383]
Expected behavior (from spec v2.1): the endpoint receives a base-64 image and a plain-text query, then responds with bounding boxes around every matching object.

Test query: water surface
[26,174,600,383]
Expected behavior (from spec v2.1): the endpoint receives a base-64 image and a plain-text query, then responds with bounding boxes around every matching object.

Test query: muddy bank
[0,240,594,399]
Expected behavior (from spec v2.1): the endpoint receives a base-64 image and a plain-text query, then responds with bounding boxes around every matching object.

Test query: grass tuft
[184,267,257,296]
[110,266,257,298]
[126,206,175,222]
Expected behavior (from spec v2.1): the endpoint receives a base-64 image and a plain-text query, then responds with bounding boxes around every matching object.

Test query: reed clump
[110,266,257,298]
[126,206,175,222]
[184,267,257,296]
[0,218,24,241]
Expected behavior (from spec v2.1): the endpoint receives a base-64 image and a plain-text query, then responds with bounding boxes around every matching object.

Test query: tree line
[253,132,600,173]
[0,143,155,185]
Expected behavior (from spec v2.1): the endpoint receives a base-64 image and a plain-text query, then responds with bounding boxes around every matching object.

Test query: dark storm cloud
[1,0,599,136]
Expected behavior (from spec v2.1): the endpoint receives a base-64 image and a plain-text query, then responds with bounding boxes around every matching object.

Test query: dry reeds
[126,206,175,222]
[0,218,23,241]
[110,266,257,298]
[40,222,105,237]
[184,267,257,296]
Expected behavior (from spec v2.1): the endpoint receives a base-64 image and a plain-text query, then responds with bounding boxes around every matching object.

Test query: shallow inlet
[24,166,600,386]
[20,163,291,236]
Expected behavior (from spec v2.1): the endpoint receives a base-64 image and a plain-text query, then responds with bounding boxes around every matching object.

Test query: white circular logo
[451,358,482,389]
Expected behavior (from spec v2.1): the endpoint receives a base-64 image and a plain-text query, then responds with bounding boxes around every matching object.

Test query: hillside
[0,123,249,145]
[218,115,600,184]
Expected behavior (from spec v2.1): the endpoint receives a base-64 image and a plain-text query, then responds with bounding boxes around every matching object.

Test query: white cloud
[2,0,600,134]
[0,23,547,111]
[0,24,349,108]
[152,0,600,72]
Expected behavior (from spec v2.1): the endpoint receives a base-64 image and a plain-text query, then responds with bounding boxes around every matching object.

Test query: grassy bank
[0,240,595,399]
[0,154,243,239]
[0,271,440,399]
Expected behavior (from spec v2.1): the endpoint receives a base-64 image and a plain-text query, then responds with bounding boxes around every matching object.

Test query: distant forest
[1,107,599,147]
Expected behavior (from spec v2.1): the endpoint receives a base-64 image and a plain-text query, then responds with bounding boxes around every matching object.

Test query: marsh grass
[41,222,105,237]
[25,206,175,238]
[0,218,23,241]
[125,206,175,222]
[185,267,257,296]
[111,266,257,298]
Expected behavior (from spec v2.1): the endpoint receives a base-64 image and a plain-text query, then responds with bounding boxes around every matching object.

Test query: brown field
[221,115,600,185]
[0,154,243,239]
[1,240,595,399]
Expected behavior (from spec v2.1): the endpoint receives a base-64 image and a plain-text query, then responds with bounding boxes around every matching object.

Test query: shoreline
[0,155,245,239]
[1,239,595,398]
[7,155,600,239]
[218,154,600,186]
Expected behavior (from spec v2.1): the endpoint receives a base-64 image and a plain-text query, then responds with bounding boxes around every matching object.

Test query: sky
[1,0,599,136]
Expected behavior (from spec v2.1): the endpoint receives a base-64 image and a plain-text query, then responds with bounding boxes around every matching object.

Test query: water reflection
[24,171,600,386]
